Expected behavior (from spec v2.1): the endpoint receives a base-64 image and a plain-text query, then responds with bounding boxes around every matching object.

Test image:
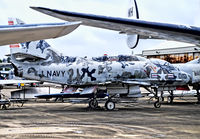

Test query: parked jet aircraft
[0,18,80,46]
[10,31,191,110]
[31,0,200,48]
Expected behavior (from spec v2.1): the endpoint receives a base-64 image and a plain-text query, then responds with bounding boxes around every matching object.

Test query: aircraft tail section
[8,18,23,49]
[8,18,58,60]
[126,0,140,49]
[8,17,25,25]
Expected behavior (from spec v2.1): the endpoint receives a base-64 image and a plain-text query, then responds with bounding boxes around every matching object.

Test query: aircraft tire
[105,100,115,111]
[154,101,161,108]
[167,96,173,104]
[89,99,98,109]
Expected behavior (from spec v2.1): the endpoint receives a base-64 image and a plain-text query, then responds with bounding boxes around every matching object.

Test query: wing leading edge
[0,80,39,85]
[0,21,81,46]
[31,6,200,46]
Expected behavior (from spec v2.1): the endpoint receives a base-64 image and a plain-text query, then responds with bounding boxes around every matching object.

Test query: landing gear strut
[167,91,174,104]
[153,87,161,108]
[193,84,200,104]
[196,89,200,104]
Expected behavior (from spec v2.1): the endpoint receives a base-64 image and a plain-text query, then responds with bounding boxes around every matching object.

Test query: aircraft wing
[35,93,68,99]
[122,80,151,86]
[31,6,200,46]
[0,80,39,85]
[0,21,81,46]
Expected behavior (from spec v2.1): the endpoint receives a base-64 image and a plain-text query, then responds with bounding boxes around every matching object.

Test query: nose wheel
[154,100,161,108]
[153,86,162,108]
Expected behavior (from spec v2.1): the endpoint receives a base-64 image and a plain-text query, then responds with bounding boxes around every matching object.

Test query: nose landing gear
[153,87,162,108]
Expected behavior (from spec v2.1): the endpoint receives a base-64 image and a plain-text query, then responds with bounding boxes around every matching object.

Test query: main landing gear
[89,98,98,109]
[104,95,116,110]
[88,98,116,111]
[88,94,116,111]
[167,91,174,104]
[105,100,115,110]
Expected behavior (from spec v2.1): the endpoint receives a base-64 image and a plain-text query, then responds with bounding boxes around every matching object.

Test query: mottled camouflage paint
[11,40,191,87]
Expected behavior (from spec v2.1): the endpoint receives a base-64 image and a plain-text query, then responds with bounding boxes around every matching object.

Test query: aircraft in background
[0,18,80,46]
[31,0,200,48]
[172,58,200,103]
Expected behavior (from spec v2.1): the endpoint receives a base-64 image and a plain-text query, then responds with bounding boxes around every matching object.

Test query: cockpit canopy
[92,55,147,62]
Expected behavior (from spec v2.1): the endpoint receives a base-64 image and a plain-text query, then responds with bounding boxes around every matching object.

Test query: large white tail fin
[126,0,140,49]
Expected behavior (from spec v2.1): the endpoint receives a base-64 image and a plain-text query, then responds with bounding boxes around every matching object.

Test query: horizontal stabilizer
[0,22,81,46]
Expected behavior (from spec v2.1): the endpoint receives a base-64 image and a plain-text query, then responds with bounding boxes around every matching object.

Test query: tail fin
[126,0,140,49]
[9,18,54,60]
[8,17,25,25]
[8,18,23,49]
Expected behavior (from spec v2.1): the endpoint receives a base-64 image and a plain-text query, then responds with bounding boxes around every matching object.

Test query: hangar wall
[142,46,200,63]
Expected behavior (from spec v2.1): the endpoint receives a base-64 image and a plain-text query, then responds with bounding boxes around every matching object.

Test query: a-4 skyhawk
[10,31,191,109]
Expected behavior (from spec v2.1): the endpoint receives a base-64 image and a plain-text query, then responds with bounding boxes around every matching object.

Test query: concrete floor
[0,93,200,139]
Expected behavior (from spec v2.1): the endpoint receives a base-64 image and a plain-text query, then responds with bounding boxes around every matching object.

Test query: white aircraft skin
[172,59,200,103]
[174,59,200,84]
[10,39,191,109]
[10,39,191,87]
